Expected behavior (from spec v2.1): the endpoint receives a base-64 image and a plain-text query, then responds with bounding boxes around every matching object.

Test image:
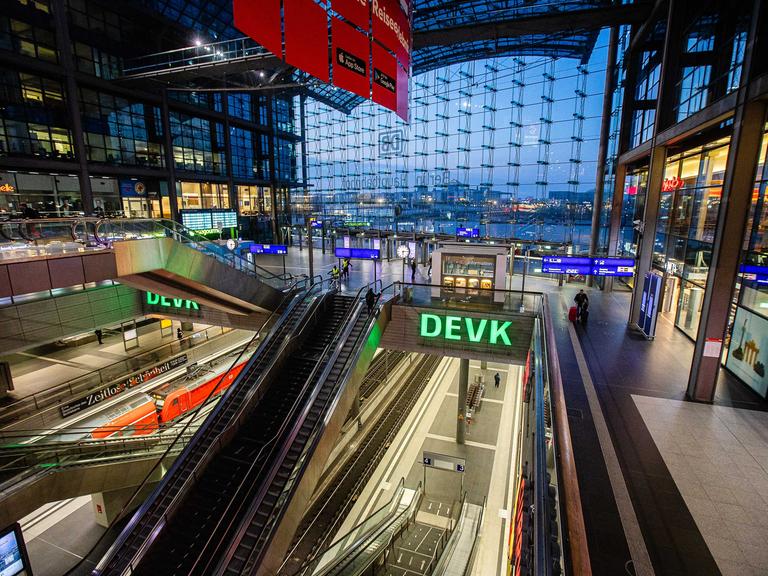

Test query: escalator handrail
[95,279,319,575]
[216,282,383,574]
[320,481,424,576]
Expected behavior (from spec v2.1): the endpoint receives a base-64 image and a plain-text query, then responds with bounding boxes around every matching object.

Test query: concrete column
[457,358,469,444]
[52,0,92,213]
[161,90,180,222]
[629,146,665,326]
[91,483,156,528]
[222,95,238,214]
[687,101,766,401]
[604,162,628,292]
[480,360,487,371]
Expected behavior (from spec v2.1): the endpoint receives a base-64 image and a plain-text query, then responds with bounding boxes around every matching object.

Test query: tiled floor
[634,394,768,576]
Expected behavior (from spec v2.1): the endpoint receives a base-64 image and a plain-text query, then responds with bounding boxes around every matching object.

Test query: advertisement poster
[726,306,768,397]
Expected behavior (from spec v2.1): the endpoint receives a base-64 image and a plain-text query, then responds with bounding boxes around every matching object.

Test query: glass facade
[80,89,165,167]
[651,137,730,338]
[169,112,226,176]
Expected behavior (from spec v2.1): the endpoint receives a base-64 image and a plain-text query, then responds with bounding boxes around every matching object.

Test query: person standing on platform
[410,259,417,282]
[365,288,376,315]
[494,372,501,388]
[95,329,103,345]
[342,258,351,280]
[177,327,183,341]
[427,255,432,277]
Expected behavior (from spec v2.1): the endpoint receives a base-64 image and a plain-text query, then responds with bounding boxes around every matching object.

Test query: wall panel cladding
[0,284,144,353]
[47,257,86,289]
[9,260,52,295]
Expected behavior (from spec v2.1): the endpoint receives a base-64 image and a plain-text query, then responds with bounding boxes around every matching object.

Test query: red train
[90,361,247,439]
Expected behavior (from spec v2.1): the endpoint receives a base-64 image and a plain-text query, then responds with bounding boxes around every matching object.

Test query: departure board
[250,244,288,255]
[335,247,380,260]
[181,211,212,231]
[541,256,635,277]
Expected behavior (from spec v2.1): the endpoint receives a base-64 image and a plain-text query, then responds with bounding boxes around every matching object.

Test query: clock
[397,245,410,259]
[226,238,238,251]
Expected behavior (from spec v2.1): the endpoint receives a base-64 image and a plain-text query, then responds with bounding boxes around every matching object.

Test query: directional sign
[456,227,480,238]
[422,451,466,473]
[335,247,381,260]
[542,256,635,277]
[250,244,288,255]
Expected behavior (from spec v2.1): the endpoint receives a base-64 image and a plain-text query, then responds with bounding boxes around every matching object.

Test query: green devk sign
[419,313,512,346]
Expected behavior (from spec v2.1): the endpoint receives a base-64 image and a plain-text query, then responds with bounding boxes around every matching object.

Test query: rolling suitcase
[581,309,589,325]
[568,306,578,322]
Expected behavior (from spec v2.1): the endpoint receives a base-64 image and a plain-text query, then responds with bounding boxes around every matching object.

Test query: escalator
[96,290,375,575]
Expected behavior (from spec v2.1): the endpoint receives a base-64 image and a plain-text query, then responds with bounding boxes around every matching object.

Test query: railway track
[279,354,441,576]
[359,350,407,402]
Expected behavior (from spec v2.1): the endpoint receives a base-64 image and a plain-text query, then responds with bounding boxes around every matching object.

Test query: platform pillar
[91,483,156,528]
[457,358,469,444]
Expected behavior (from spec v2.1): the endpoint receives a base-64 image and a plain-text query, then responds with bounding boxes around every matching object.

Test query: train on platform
[89,361,247,439]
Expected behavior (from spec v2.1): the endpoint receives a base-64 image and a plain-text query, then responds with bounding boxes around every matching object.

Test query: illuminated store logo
[0,183,15,192]
[661,177,684,192]
[146,292,199,310]
[419,313,512,346]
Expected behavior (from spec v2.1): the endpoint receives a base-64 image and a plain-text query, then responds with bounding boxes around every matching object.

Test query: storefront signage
[0,183,15,193]
[145,291,200,310]
[59,355,188,418]
[250,244,288,255]
[637,273,662,339]
[335,247,381,260]
[740,264,768,284]
[419,313,513,346]
[661,177,684,192]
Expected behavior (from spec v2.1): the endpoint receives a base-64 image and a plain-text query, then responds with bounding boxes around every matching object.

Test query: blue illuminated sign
[334,247,380,260]
[542,256,635,277]
[310,220,323,229]
[250,244,288,255]
[457,227,480,238]
[740,264,768,284]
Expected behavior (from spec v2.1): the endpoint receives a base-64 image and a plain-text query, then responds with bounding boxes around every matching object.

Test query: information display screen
[250,244,288,255]
[0,524,29,576]
[456,227,480,238]
[541,256,635,277]
[335,247,380,260]
[181,210,237,231]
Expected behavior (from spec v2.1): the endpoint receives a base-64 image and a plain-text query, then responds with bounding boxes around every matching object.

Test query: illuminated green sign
[146,292,199,310]
[419,313,512,346]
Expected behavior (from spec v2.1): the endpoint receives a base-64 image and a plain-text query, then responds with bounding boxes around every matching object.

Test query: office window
[169,112,226,175]
[0,17,57,62]
[74,42,121,79]
[80,88,164,167]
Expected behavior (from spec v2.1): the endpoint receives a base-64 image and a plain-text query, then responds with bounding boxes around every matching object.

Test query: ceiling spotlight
[193,38,202,47]
[259,71,265,78]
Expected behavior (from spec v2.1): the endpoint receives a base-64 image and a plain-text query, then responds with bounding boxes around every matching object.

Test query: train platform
[332,353,521,576]
[0,319,211,402]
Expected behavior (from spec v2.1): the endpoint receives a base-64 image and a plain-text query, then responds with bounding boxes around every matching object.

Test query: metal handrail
[91,278,315,575]
[0,324,235,428]
[203,281,381,574]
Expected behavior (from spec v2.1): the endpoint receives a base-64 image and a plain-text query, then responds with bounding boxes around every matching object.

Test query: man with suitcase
[574,290,589,323]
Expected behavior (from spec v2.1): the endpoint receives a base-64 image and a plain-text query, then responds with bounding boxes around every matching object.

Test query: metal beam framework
[413,3,653,48]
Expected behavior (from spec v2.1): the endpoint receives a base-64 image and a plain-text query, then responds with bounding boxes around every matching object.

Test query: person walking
[95,329,103,345]
[329,265,341,290]
[410,259,417,282]
[494,372,501,388]
[365,287,376,315]
[574,289,589,321]
[177,327,183,341]
[342,258,351,280]
[427,255,432,277]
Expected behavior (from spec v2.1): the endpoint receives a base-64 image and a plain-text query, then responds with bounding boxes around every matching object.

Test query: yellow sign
[0,183,15,193]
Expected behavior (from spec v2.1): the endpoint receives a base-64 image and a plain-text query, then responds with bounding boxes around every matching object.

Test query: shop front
[0,171,83,217]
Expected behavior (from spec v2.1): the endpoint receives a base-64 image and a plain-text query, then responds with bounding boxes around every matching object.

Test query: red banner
[332,18,371,99]
[233,0,282,58]
[396,60,408,121]
[285,0,330,82]
[372,41,397,113]
[333,0,370,30]
[372,0,410,68]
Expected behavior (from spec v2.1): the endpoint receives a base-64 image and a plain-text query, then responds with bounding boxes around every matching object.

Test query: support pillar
[91,483,157,528]
[629,146,665,325]
[687,101,766,401]
[222,95,238,215]
[161,90,179,222]
[588,26,619,288]
[52,0,92,213]
[457,358,469,444]
[604,163,628,292]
